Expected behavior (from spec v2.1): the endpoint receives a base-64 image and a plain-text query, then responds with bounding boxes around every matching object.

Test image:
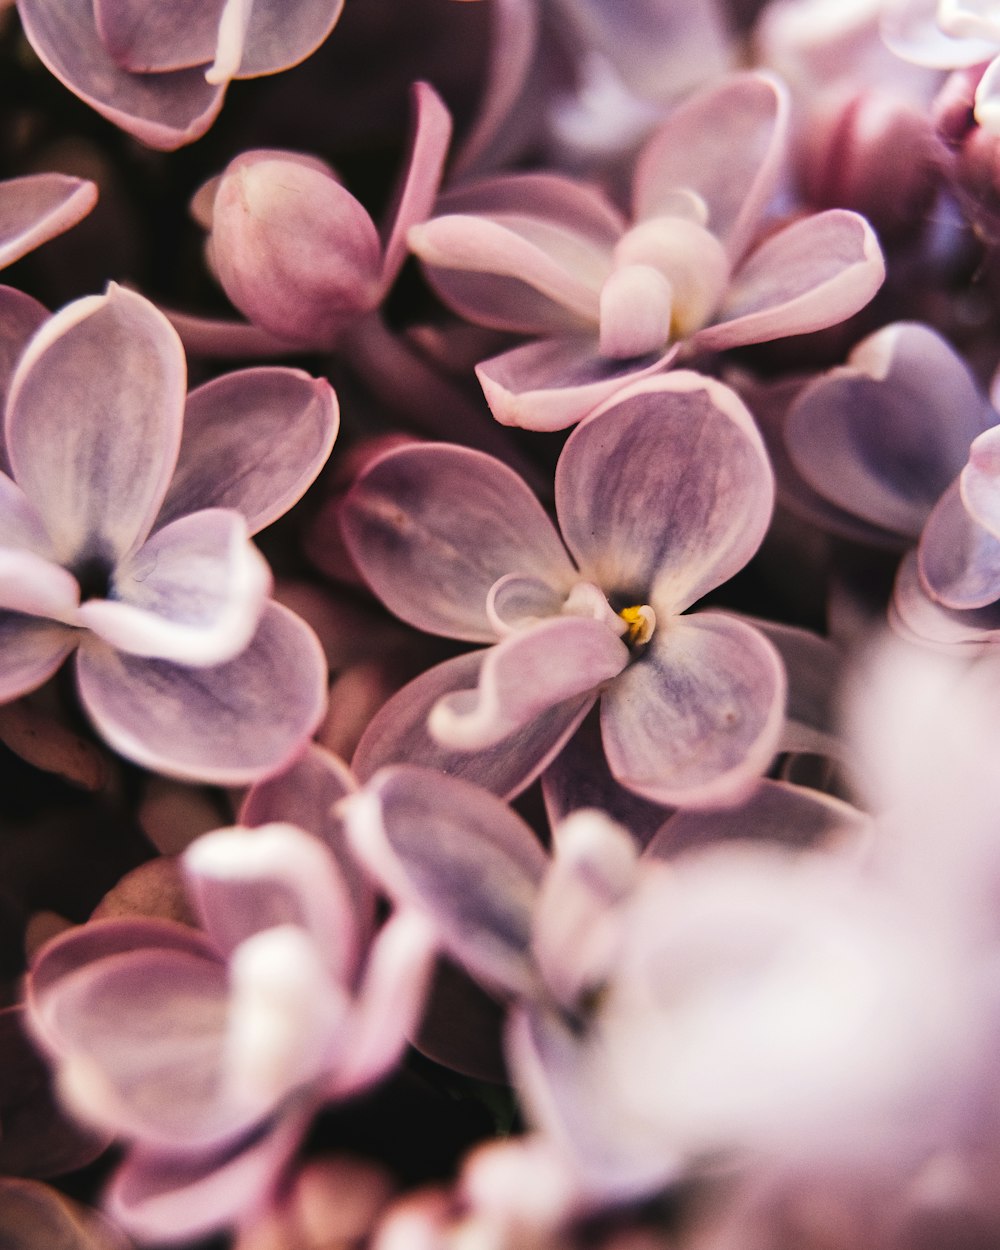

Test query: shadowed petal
[962,424,1000,537]
[0,174,97,269]
[154,369,338,534]
[0,287,47,469]
[600,612,785,807]
[341,443,573,643]
[94,0,226,71]
[429,616,628,751]
[0,1179,127,1250]
[556,373,773,613]
[233,0,346,78]
[696,211,885,350]
[7,286,186,567]
[75,600,327,783]
[919,480,1000,609]
[353,650,596,799]
[0,612,77,701]
[17,0,226,149]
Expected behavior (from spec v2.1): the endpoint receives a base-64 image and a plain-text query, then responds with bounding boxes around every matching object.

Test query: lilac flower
[15,0,346,149]
[341,371,784,808]
[409,71,885,430]
[26,807,434,1241]
[0,283,334,781]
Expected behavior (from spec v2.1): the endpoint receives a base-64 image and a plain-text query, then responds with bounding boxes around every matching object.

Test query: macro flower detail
[341,371,785,807]
[0,284,335,781]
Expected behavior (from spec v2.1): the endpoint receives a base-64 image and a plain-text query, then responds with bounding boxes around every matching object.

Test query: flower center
[72,555,113,603]
[618,603,656,647]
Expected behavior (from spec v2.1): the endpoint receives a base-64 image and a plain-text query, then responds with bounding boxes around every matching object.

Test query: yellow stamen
[619,604,655,646]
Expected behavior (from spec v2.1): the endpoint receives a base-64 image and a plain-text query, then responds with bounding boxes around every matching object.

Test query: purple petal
[918,480,1000,609]
[891,550,1000,648]
[556,372,774,613]
[437,172,627,241]
[0,174,97,269]
[7,286,186,567]
[75,600,327,783]
[344,766,547,998]
[154,369,338,534]
[476,335,678,432]
[697,210,885,350]
[0,549,78,618]
[0,613,76,701]
[211,152,382,348]
[340,442,573,643]
[352,650,596,799]
[962,424,1000,537]
[785,323,991,540]
[600,612,786,807]
[747,617,843,757]
[77,510,270,665]
[634,73,789,263]
[0,287,48,468]
[93,0,226,71]
[428,616,628,751]
[17,0,226,149]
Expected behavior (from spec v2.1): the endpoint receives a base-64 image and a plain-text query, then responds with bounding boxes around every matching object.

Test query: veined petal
[0,612,77,702]
[340,442,573,643]
[75,600,327,784]
[155,369,339,534]
[6,286,186,568]
[556,372,773,614]
[918,480,1000,609]
[353,650,596,800]
[698,210,885,350]
[428,616,628,752]
[232,0,346,78]
[17,0,225,150]
[94,0,227,72]
[600,612,786,808]
[77,510,271,666]
[0,174,97,270]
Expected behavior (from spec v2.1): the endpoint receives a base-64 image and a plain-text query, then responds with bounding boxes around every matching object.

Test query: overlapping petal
[0,174,97,270]
[0,612,77,702]
[918,480,1000,608]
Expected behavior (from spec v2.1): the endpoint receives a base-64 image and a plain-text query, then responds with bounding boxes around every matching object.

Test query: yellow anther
[619,604,656,646]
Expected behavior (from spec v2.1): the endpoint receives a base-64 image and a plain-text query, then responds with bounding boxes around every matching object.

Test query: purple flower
[0,284,335,781]
[340,371,784,808]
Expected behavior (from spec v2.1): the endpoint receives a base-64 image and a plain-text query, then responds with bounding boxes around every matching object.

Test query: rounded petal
[962,424,1000,537]
[600,612,786,808]
[93,0,227,71]
[0,549,79,619]
[235,0,346,78]
[891,550,1000,648]
[0,287,48,469]
[918,480,1000,609]
[0,612,77,702]
[0,174,97,270]
[556,372,774,613]
[352,650,596,800]
[340,442,573,643]
[6,286,186,567]
[75,600,327,784]
[154,369,338,534]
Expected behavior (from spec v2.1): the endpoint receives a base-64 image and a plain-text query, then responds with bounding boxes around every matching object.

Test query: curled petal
[919,480,1000,609]
[7,286,186,567]
[962,424,1000,537]
[600,612,786,808]
[486,573,566,635]
[892,550,1000,648]
[0,549,79,619]
[155,369,339,534]
[429,616,629,751]
[0,287,48,468]
[0,612,77,702]
[598,264,673,359]
[94,0,227,72]
[75,600,327,784]
[340,442,573,643]
[0,174,97,270]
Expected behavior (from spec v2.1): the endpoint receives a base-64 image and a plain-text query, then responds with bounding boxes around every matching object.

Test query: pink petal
[6,286,186,568]
[154,369,339,535]
[633,73,789,263]
[556,372,774,614]
[437,172,627,243]
[17,0,226,149]
[892,549,1000,648]
[600,612,786,808]
[697,210,885,351]
[231,0,346,78]
[0,174,97,269]
[75,600,327,784]
[352,650,596,800]
[428,616,629,751]
[0,287,47,467]
[340,442,573,643]
[93,0,227,72]
[962,424,1000,537]
[0,549,78,619]
[918,480,1000,609]
[77,510,271,666]
[476,335,678,432]
[0,613,77,702]
[881,0,997,66]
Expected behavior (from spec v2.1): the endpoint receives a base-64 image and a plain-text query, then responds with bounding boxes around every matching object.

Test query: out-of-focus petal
[0,1179,127,1250]
[6,286,186,567]
[600,612,785,807]
[0,549,78,619]
[345,766,547,998]
[892,549,1000,648]
[556,373,773,613]
[633,73,789,263]
[75,600,327,783]
[476,335,677,432]
[974,52,1000,131]
[919,480,1000,609]
[0,174,97,270]
[962,424,1000,536]
[340,442,573,643]
[154,369,338,534]
[428,615,628,751]
[0,612,76,702]
[881,0,997,66]
[77,510,270,665]
[352,650,595,799]
[697,210,885,351]
[16,0,225,150]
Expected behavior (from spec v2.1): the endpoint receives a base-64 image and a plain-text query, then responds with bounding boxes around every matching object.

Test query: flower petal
[556,372,774,614]
[918,480,1000,609]
[352,650,596,800]
[93,0,227,72]
[6,286,186,567]
[962,424,1000,537]
[232,0,346,78]
[881,0,997,66]
[0,612,77,702]
[340,442,573,643]
[428,616,628,752]
[891,549,1000,648]
[75,600,327,783]
[154,369,338,535]
[600,612,785,807]
[0,287,48,469]
[0,174,97,270]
